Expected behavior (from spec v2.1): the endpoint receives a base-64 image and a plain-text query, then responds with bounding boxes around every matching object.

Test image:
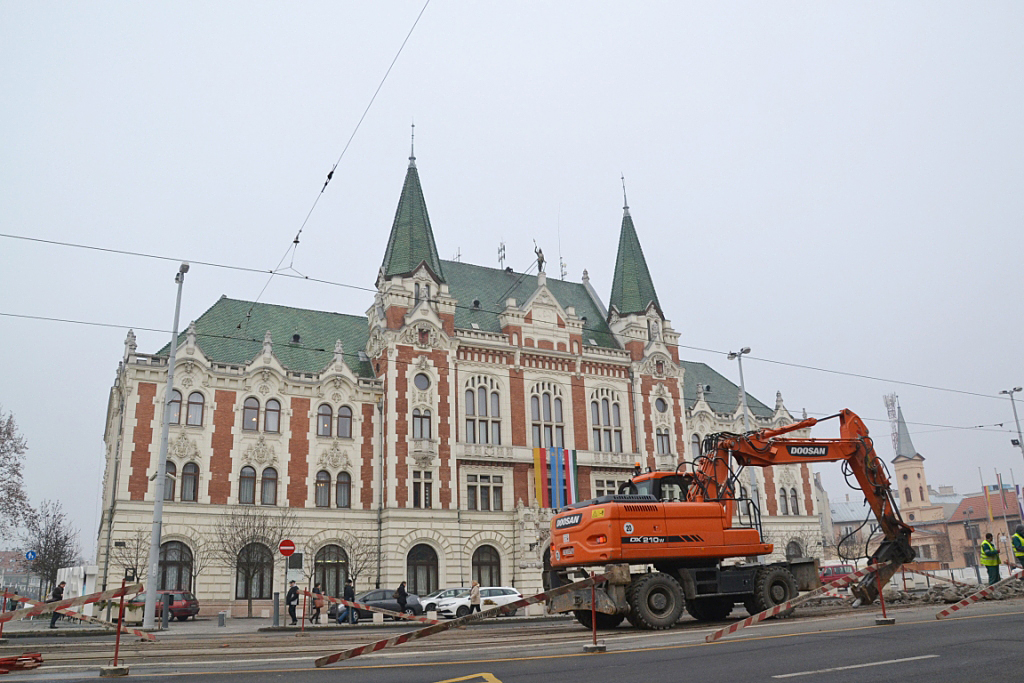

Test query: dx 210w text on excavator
[546,409,915,630]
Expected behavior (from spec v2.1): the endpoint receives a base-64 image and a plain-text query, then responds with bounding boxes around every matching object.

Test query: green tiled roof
[442,261,619,349]
[679,360,773,419]
[380,159,445,282]
[157,297,374,377]
[609,209,661,316]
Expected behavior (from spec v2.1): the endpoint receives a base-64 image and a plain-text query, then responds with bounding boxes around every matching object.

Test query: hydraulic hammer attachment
[850,536,916,605]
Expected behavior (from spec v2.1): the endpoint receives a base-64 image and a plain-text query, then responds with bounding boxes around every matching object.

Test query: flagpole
[996,470,1012,570]
[979,468,993,522]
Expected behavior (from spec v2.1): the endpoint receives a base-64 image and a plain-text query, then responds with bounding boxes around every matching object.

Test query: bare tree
[111,527,150,583]
[0,405,33,541]
[188,534,215,594]
[339,532,377,592]
[22,500,81,594]
[211,506,295,617]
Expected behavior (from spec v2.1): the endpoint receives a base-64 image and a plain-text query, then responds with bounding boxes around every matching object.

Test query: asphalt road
[4,601,1023,682]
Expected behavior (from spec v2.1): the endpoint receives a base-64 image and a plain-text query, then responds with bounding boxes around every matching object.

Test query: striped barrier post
[0,583,143,624]
[314,574,606,668]
[302,590,439,625]
[705,563,888,643]
[935,570,1023,620]
[0,591,156,642]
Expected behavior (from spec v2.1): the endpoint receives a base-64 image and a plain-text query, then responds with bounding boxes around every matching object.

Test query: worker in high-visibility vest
[1012,525,1024,573]
[980,533,1001,585]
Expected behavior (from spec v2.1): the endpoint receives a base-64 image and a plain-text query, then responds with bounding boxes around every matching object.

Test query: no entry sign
[278,539,296,557]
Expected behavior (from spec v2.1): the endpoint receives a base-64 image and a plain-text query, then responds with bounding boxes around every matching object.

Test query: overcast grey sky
[3,1,1023,558]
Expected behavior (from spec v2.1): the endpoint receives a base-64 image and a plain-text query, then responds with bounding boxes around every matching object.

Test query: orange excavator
[547,409,915,629]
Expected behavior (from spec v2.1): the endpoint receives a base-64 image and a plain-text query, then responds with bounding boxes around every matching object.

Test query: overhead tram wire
[0,231,1011,404]
[1,309,1018,436]
[237,0,433,333]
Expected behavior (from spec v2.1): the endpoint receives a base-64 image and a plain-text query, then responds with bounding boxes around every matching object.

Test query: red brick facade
[360,403,375,510]
[128,382,157,501]
[763,466,777,516]
[286,397,310,507]
[207,390,237,504]
[800,464,814,515]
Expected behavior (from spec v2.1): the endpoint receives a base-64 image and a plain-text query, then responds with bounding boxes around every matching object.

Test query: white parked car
[421,587,467,613]
[437,587,523,618]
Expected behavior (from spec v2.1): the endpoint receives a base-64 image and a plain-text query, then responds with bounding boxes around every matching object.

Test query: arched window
[531,383,564,449]
[158,541,193,592]
[785,540,802,560]
[315,470,331,507]
[465,377,501,445]
[317,404,333,437]
[413,408,432,440]
[904,487,912,503]
[472,545,501,586]
[169,390,182,425]
[590,389,623,452]
[337,406,352,438]
[235,543,273,600]
[164,461,176,501]
[407,544,438,596]
[790,488,799,516]
[336,472,351,508]
[691,434,701,458]
[656,428,671,455]
[239,466,256,504]
[260,467,278,505]
[264,399,281,433]
[314,545,348,599]
[779,489,789,515]
[181,462,199,502]
[243,397,259,431]
[186,392,204,426]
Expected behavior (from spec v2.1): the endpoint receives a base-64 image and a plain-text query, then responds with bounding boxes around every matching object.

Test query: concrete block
[99,666,130,677]
[373,612,384,625]
[427,610,437,620]
[875,617,896,625]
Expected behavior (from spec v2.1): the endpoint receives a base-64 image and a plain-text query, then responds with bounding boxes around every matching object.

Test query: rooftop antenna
[498,241,506,268]
[557,203,567,279]
[452,247,461,262]
[409,120,416,166]
[621,173,630,215]
[884,393,899,457]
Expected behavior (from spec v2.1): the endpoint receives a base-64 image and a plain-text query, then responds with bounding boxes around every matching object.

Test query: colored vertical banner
[533,448,550,508]
[563,449,578,505]
[550,448,563,508]
[983,485,995,521]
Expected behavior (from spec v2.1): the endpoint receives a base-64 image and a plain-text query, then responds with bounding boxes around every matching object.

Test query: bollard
[273,592,280,627]
[218,611,226,627]
[161,593,171,630]
[372,611,384,625]
[99,579,129,677]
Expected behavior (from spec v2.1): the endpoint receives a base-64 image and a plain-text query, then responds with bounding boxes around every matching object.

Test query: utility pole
[143,263,189,629]
[728,347,762,564]
[999,387,1024,465]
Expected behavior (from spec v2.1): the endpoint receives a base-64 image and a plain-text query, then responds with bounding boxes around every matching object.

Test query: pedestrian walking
[980,533,1001,585]
[1012,525,1024,573]
[310,583,323,624]
[337,578,357,625]
[469,580,481,614]
[48,581,66,629]
[286,580,299,625]
[394,581,408,613]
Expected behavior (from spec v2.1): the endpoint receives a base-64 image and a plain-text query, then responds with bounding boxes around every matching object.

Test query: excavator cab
[618,471,691,502]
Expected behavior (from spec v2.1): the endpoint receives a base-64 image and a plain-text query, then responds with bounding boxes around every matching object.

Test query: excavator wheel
[685,596,735,622]
[745,566,798,618]
[574,610,625,630]
[626,572,684,630]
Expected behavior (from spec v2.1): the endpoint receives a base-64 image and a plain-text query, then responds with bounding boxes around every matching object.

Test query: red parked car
[819,564,855,586]
[127,590,200,621]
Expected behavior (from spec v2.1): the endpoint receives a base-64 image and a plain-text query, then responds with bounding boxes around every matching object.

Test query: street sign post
[25,551,36,561]
[279,540,295,557]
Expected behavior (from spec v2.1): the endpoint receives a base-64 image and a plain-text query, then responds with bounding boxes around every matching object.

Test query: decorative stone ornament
[318,441,351,471]
[169,431,200,462]
[242,435,277,467]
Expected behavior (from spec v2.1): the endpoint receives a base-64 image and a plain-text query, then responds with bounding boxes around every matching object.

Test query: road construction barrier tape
[0,583,143,624]
[1,590,156,642]
[934,570,1023,620]
[0,652,43,674]
[705,563,888,643]
[905,569,972,588]
[302,590,439,625]
[314,574,606,668]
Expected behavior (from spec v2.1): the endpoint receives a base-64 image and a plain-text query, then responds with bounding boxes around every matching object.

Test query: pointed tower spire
[379,143,445,283]
[895,406,919,458]
[609,192,661,317]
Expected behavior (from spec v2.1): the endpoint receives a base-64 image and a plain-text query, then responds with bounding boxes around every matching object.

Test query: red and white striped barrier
[905,569,972,588]
[0,591,156,642]
[705,563,888,643]
[0,652,43,674]
[0,583,143,624]
[302,590,439,625]
[314,574,605,668]
[935,570,1023,620]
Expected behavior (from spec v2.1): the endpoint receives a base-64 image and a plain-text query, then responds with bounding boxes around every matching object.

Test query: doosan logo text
[788,445,828,457]
[555,514,582,529]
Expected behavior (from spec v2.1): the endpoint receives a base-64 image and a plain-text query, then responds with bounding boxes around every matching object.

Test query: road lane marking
[771,654,939,678]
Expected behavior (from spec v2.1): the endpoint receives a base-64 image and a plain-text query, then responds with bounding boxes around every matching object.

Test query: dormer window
[419,329,429,345]
[656,360,664,375]
[414,283,421,305]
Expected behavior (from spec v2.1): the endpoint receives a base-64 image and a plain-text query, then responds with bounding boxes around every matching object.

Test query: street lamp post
[728,347,762,563]
[963,507,981,584]
[999,387,1024,465]
[143,263,189,630]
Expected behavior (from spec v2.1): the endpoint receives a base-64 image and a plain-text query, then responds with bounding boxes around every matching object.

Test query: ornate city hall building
[97,152,821,614]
